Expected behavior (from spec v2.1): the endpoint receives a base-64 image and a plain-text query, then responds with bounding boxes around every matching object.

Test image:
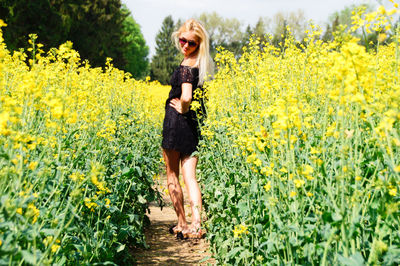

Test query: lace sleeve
[179,66,199,86]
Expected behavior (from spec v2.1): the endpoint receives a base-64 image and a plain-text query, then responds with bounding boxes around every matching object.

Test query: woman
[161,19,213,239]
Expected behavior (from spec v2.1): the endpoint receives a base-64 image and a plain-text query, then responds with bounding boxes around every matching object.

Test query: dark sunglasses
[179,38,198,47]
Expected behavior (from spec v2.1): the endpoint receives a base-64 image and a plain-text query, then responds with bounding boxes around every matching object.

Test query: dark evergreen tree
[150,15,181,85]
[242,24,253,45]
[253,18,267,43]
[322,24,333,42]
[272,19,288,49]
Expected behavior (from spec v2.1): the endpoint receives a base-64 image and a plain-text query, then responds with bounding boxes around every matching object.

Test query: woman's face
[179,31,199,57]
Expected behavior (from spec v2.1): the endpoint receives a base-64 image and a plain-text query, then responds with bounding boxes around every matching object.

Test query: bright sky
[122,0,395,57]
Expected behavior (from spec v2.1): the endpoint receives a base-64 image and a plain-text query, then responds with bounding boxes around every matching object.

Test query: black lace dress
[161,65,201,156]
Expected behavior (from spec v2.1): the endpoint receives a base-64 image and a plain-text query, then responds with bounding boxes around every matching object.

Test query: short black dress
[161,65,201,156]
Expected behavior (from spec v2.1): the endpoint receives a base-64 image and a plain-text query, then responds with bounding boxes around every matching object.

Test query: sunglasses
[179,38,198,47]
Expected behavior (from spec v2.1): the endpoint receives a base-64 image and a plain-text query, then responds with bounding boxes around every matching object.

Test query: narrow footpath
[133,177,215,265]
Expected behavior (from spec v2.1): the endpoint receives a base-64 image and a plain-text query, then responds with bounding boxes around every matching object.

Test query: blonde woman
[161,19,213,239]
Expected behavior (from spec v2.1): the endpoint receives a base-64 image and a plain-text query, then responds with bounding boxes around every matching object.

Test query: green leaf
[41,228,56,235]
[332,212,343,222]
[227,246,244,258]
[116,244,126,253]
[138,195,147,204]
[135,166,142,177]
[337,252,365,266]
[21,250,36,265]
[122,167,131,176]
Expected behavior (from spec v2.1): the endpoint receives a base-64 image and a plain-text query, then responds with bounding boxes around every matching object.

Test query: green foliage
[197,12,244,57]
[0,0,66,51]
[121,5,149,79]
[328,3,374,30]
[197,31,400,264]
[0,0,149,78]
[150,15,181,85]
[48,0,129,70]
[0,34,164,264]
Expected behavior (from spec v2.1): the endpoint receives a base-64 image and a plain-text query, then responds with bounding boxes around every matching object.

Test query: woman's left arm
[170,82,192,114]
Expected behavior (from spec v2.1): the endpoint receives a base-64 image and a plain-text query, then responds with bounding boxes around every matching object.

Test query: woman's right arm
[169,82,192,114]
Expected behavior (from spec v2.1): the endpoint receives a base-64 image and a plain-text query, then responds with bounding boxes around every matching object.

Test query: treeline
[0,0,148,79]
[150,3,400,84]
[1,1,398,82]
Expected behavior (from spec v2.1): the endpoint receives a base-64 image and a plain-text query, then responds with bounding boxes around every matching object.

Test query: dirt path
[133,177,215,265]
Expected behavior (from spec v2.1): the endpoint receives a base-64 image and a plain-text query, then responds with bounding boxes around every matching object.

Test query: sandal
[168,224,182,235]
[177,226,205,240]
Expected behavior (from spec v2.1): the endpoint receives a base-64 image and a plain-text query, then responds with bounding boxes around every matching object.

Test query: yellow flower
[233,224,249,238]
[289,191,297,197]
[51,244,60,253]
[84,198,98,211]
[279,167,288,173]
[264,181,271,192]
[389,188,397,196]
[105,198,111,208]
[394,165,400,172]
[246,153,257,164]
[343,166,348,173]
[16,208,23,215]
[27,161,38,170]
[302,165,314,175]
[26,203,40,224]
[378,33,387,43]
[0,111,10,135]
[306,192,313,197]
[0,19,7,27]
[294,179,305,188]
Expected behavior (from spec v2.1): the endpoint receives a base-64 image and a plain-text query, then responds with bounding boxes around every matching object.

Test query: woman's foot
[169,224,183,234]
[169,224,190,235]
[178,223,205,239]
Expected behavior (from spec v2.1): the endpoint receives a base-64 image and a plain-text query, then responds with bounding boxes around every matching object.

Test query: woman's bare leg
[181,155,202,235]
[163,149,187,231]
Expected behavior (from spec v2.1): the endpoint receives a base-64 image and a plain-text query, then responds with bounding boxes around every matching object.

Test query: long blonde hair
[172,19,214,86]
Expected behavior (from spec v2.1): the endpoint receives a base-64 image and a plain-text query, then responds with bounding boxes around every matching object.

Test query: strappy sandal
[168,224,182,235]
[177,227,205,240]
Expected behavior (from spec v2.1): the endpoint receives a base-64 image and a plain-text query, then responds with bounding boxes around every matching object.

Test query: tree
[196,12,244,57]
[120,5,149,79]
[328,3,374,31]
[0,0,150,78]
[327,3,379,50]
[51,0,129,70]
[252,17,272,44]
[0,0,65,51]
[150,15,181,84]
[271,10,307,42]
[322,16,338,42]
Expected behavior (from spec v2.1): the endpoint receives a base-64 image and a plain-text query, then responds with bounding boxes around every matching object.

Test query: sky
[122,0,395,57]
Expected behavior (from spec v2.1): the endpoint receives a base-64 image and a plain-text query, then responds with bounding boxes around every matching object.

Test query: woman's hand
[170,83,192,114]
[170,98,187,114]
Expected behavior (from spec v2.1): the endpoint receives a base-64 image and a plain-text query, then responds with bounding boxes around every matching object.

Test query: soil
[132,177,215,265]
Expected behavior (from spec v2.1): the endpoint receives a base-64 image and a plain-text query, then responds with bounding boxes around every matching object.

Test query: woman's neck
[182,55,198,66]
